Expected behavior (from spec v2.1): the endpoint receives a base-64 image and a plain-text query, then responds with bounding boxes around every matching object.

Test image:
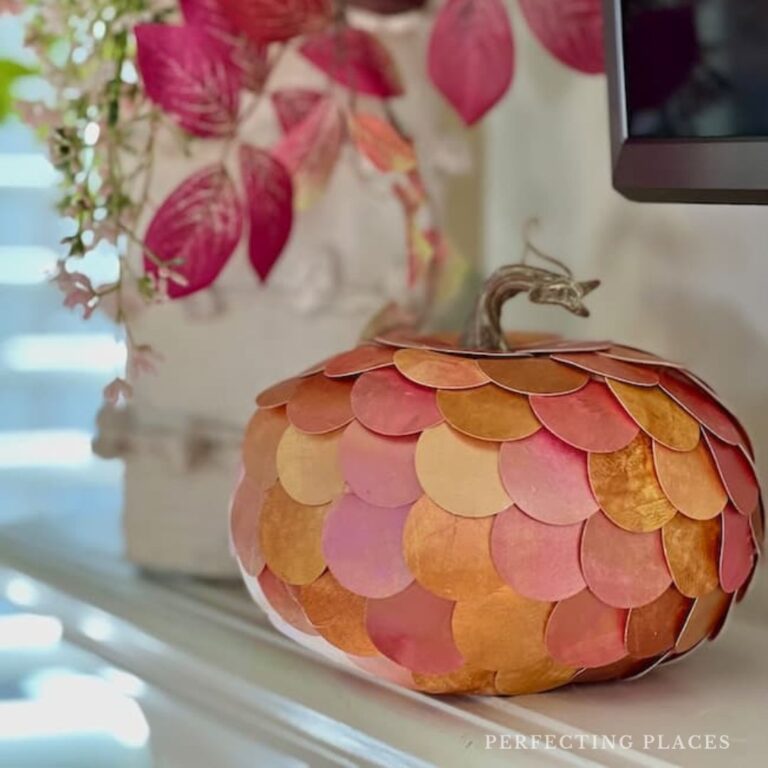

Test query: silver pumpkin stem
[462,225,600,352]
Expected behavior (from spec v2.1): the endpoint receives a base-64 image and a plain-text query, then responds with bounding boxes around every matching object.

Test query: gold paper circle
[403,496,504,600]
[495,657,577,695]
[259,482,328,586]
[298,571,378,656]
[415,424,510,517]
[608,381,700,451]
[452,587,552,670]
[480,358,589,396]
[436,384,541,442]
[588,433,677,532]
[243,407,289,492]
[412,666,497,695]
[675,587,732,653]
[662,514,721,597]
[394,348,489,389]
[276,425,345,506]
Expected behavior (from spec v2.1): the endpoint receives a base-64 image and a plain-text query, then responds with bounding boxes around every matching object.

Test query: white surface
[0,508,765,768]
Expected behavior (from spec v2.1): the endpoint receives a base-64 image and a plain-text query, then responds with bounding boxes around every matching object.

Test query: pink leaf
[428,0,514,125]
[240,146,294,281]
[300,27,403,98]
[181,0,270,91]
[271,88,324,133]
[144,166,243,298]
[135,24,241,137]
[273,96,345,210]
[519,0,604,74]
[218,0,333,43]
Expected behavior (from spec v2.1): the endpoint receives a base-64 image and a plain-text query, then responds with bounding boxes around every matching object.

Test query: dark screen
[623,0,768,138]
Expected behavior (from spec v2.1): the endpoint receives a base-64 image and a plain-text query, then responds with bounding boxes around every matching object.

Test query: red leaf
[428,0,514,125]
[273,96,345,210]
[181,0,270,91]
[135,24,241,137]
[240,146,294,281]
[300,27,403,98]
[144,166,243,298]
[271,88,324,133]
[218,0,333,43]
[518,0,604,74]
[350,0,428,13]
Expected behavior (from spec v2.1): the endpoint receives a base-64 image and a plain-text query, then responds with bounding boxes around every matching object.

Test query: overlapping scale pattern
[232,336,762,696]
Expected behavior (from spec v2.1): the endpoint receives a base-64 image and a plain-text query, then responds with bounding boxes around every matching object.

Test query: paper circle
[286,374,354,435]
[394,348,489,389]
[662,514,721,598]
[480,357,589,396]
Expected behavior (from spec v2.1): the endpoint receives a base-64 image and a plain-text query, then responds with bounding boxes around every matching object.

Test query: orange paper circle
[495,658,577,696]
[394,348,490,389]
[415,424,510,518]
[230,473,265,577]
[286,374,354,435]
[662,514,721,598]
[243,407,288,492]
[276,425,344,506]
[259,482,328,586]
[403,496,503,600]
[298,571,378,656]
[413,666,497,695]
[480,357,589,396]
[607,381,700,451]
[654,441,727,520]
[452,587,553,670]
[324,345,394,378]
[625,586,693,659]
[436,384,541,442]
[588,434,677,532]
[256,377,302,409]
[675,587,732,653]
[553,352,659,386]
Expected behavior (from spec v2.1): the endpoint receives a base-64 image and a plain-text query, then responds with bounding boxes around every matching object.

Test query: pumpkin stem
[462,220,600,352]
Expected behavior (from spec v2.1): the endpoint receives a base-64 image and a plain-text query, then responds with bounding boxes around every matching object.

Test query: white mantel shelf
[0,511,765,768]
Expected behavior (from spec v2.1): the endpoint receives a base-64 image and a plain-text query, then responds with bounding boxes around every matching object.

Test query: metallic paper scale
[415,424,511,518]
[545,589,628,669]
[603,345,685,369]
[230,473,265,577]
[452,587,553,670]
[350,368,443,437]
[276,425,345,506]
[499,430,598,525]
[413,666,497,695]
[339,421,422,508]
[350,655,416,689]
[480,358,589,396]
[495,658,577,695]
[625,587,693,659]
[704,432,760,516]
[436,384,541,442]
[581,512,672,609]
[720,505,756,594]
[403,496,504,600]
[659,369,742,446]
[243,407,288,491]
[258,568,317,635]
[515,339,612,354]
[661,514,721,598]
[323,345,394,378]
[256,377,301,409]
[365,582,464,675]
[675,587,732,654]
[259,482,328,586]
[553,352,659,386]
[653,441,727,521]
[751,505,765,555]
[298,571,378,656]
[394,348,490,389]
[530,381,639,453]
[573,656,659,684]
[588,434,677,532]
[708,591,737,642]
[322,494,413,598]
[286,374,354,435]
[491,506,586,601]
[607,381,700,452]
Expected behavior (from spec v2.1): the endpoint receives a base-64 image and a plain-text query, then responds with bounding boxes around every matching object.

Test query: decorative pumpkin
[231,258,763,695]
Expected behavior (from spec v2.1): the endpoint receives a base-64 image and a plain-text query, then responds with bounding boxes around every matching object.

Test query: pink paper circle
[720,505,755,594]
[499,430,599,524]
[491,506,586,601]
[351,368,443,436]
[322,494,413,598]
[705,432,759,516]
[581,511,672,609]
[545,589,628,669]
[531,380,639,453]
[340,421,422,508]
[366,582,464,675]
